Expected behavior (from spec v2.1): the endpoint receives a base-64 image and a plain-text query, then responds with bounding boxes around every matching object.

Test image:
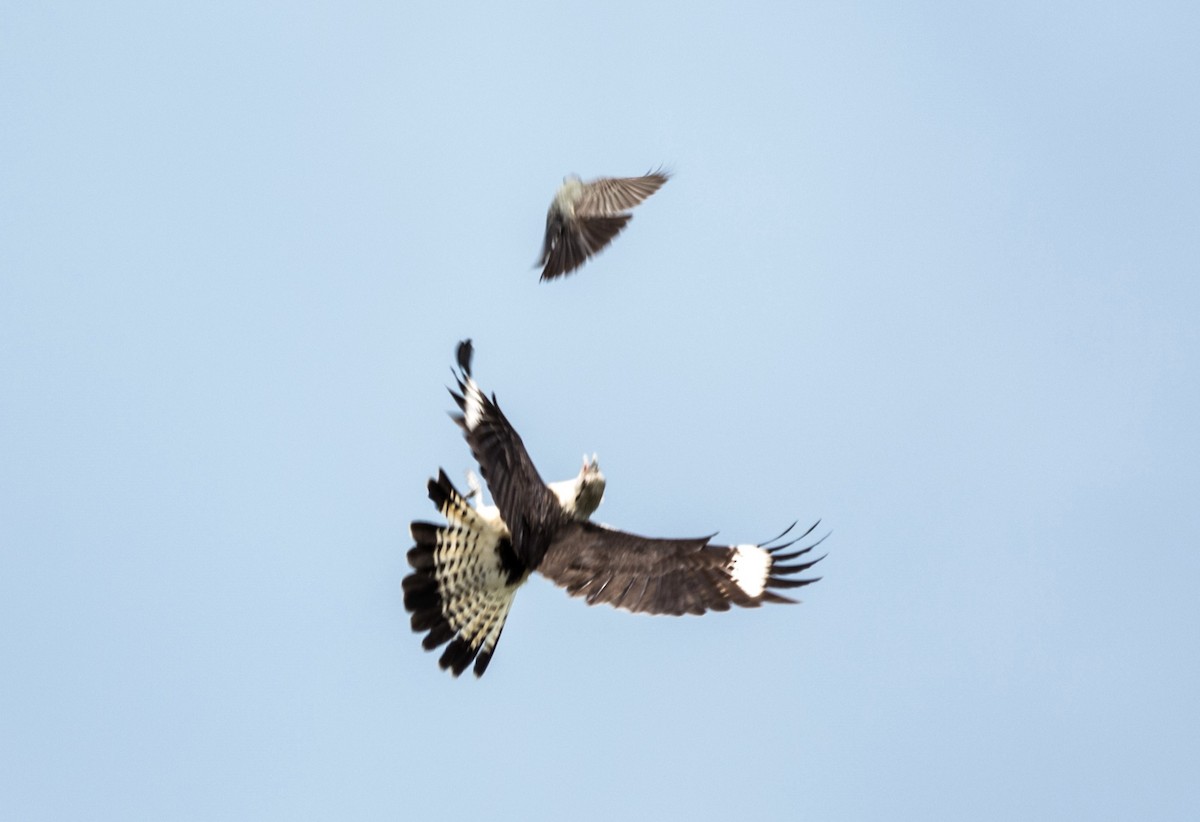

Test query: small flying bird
[537,168,670,281]
[402,340,826,677]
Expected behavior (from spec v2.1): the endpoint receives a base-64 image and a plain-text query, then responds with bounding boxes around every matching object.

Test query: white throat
[547,455,605,520]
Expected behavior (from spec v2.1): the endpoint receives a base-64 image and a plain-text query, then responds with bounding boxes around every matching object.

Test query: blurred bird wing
[576,171,669,216]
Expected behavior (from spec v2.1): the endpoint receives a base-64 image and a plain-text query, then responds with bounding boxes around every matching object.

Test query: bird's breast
[553,179,584,218]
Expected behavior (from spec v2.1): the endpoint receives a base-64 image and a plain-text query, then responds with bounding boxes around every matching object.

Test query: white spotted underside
[430,484,525,660]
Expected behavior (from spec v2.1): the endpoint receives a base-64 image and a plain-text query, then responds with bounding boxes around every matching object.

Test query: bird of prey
[402,340,826,677]
[537,169,670,281]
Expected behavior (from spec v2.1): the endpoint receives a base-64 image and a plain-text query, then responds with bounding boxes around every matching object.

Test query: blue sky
[3,2,1198,819]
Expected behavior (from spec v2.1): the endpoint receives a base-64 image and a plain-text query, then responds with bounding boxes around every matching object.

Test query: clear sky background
[3,2,1198,820]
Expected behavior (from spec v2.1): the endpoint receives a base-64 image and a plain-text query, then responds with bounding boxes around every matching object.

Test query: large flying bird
[402,340,825,677]
[537,169,670,281]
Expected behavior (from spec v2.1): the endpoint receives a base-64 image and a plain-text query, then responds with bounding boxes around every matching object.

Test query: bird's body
[402,341,825,677]
[538,169,670,281]
[552,175,586,218]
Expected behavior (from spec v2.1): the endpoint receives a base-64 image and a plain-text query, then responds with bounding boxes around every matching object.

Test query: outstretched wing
[537,520,825,616]
[448,340,564,567]
[577,170,670,216]
[539,211,631,281]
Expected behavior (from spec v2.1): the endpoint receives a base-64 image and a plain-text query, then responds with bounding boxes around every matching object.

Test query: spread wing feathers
[448,341,564,566]
[403,470,528,677]
[577,171,670,216]
[537,520,826,616]
[539,213,631,281]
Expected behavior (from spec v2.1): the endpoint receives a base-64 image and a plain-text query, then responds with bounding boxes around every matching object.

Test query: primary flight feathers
[403,340,826,677]
[538,169,670,281]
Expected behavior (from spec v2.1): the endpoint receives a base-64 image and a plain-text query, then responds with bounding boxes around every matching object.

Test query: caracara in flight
[403,341,825,676]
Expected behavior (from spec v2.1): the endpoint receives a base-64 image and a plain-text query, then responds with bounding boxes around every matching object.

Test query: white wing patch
[462,376,485,432]
[727,544,772,598]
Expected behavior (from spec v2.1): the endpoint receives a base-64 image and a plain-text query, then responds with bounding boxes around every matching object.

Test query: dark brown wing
[448,341,565,567]
[539,212,631,281]
[537,519,825,616]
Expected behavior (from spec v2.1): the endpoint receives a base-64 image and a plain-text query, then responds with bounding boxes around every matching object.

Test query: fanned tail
[403,470,528,677]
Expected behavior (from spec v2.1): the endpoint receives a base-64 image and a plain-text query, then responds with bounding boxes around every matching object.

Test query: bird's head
[581,452,604,481]
[574,453,606,520]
